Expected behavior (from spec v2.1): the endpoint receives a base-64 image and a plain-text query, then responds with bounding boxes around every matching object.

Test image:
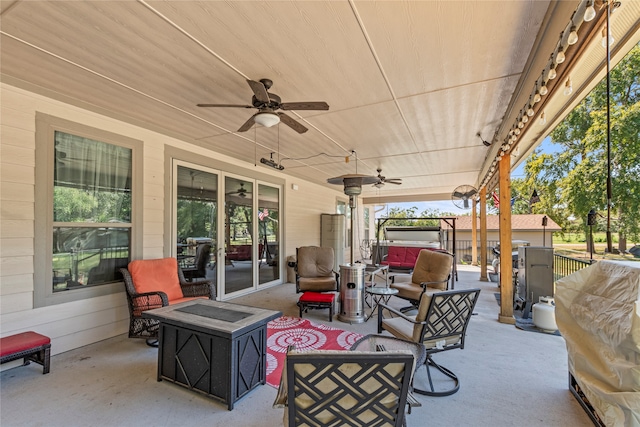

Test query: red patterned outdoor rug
[266,316,362,388]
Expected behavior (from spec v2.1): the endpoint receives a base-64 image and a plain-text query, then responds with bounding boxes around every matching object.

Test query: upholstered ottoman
[297,292,335,322]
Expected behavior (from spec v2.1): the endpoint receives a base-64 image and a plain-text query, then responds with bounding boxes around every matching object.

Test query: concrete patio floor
[0,265,593,426]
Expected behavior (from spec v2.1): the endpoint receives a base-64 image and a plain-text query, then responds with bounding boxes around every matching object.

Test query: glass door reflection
[224,176,253,295]
[175,166,217,286]
[258,184,280,284]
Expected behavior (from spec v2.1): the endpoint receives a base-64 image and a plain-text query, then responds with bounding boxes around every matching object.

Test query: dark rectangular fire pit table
[143,299,281,410]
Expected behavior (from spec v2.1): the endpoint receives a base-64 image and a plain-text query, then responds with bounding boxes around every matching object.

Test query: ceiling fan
[197,78,329,134]
[226,182,249,198]
[372,168,402,188]
[451,185,478,209]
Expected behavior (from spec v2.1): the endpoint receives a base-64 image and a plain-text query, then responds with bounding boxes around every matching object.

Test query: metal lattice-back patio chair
[378,288,481,396]
[273,347,414,427]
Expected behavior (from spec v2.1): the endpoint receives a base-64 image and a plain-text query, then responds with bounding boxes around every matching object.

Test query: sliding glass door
[174,164,218,288]
[224,176,254,295]
[173,162,282,299]
[258,183,280,285]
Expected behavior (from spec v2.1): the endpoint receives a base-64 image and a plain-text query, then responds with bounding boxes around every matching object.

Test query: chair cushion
[128,258,183,301]
[390,281,425,301]
[385,246,408,264]
[297,277,337,292]
[411,249,452,290]
[0,332,50,357]
[297,246,334,277]
[299,292,335,303]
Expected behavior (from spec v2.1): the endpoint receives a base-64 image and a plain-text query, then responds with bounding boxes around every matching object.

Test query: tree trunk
[619,233,627,253]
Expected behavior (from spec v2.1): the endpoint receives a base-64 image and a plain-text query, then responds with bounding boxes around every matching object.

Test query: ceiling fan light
[254,112,280,128]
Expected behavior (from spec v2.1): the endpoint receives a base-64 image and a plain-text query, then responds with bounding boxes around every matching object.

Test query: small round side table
[365,286,398,321]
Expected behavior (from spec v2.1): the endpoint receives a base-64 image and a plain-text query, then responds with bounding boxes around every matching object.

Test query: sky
[377,136,558,218]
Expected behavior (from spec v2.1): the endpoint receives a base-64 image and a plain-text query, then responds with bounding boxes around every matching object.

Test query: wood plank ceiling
[1,1,637,204]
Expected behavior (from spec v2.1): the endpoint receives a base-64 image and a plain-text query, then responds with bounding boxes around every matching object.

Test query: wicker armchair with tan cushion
[120,257,215,345]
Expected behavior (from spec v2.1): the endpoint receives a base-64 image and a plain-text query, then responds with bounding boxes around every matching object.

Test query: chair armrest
[130,291,169,310]
[180,279,216,300]
[419,279,448,288]
[391,274,412,284]
[272,345,296,409]
[378,303,426,325]
[272,375,288,409]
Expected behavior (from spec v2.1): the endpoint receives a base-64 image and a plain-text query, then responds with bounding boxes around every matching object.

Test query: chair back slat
[286,351,412,427]
[419,289,480,350]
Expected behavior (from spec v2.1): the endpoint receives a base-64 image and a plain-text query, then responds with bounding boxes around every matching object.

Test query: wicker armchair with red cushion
[120,257,215,345]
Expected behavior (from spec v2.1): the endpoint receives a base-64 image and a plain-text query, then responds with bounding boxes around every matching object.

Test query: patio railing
[448,240,500,264]
[553,253,595,281]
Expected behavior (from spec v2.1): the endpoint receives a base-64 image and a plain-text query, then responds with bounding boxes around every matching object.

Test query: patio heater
[328,172,378,323]
[327,173,378,263]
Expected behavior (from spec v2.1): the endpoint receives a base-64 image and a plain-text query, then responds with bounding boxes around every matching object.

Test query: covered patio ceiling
[2,1,639,205]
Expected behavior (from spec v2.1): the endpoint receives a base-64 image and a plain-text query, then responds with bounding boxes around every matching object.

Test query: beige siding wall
[0,83,345,357]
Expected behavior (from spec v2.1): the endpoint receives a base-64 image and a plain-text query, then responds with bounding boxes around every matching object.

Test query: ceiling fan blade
[387,180,402,185]
[237,113,258,132]
[280,101,329,111]
[278,113,308,134]
[197,103,253,108]
[246,79,270,104]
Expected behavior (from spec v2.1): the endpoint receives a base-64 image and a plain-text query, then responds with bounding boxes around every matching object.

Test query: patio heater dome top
[327,174,378,196]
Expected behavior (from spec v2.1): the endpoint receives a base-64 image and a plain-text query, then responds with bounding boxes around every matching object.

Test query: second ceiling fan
[373,168,402,188]
[198,78,329,134]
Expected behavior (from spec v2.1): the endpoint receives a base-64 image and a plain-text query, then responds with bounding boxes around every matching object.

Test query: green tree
[524,43,640,249]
